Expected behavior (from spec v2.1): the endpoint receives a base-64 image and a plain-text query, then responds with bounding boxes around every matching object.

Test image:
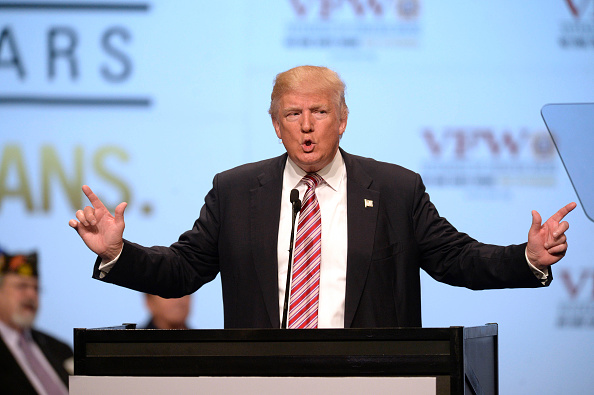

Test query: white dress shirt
[277,150,348,328]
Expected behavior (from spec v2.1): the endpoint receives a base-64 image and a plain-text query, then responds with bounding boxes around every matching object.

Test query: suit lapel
[342,150,380,328]
[250,154,286,328]
[0,335,38,392]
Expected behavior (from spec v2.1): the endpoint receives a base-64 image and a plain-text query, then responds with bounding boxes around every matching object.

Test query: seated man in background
[0,249,72,395]
[141,293,192,330]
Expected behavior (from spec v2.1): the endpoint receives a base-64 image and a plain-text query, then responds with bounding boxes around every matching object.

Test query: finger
[545,234,566,249]
[76,209,90,227]
[546,242,568,255]
[550,202,577,223]
[82,185,106,210]
[68,219,79,229]
[552,221,570,238]
[530,210,542,232]
[114,202,127,226]
[83,206,97,226]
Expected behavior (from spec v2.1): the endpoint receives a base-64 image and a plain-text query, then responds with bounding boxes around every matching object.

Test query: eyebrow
[283,106,302,113]
[282,103,330,112]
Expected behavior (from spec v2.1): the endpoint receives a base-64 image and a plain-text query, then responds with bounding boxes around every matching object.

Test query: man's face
[0,274,39,330]
[146,294,191,329]
[273,88,347,173]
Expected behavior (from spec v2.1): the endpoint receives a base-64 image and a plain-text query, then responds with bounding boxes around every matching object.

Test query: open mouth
[20,301,37,314]
[302,140,314,152]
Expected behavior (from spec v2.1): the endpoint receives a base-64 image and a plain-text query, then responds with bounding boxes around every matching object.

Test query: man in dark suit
[69,65,576,329]
[0,250,72,394]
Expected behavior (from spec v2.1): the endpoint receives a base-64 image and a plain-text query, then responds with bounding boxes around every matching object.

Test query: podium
[72,324,498,395]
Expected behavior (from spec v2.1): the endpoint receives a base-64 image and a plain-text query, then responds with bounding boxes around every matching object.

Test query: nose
[301,112,314,133]
[24,285,39,299]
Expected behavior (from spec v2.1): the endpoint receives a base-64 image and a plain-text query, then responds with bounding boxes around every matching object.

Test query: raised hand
[526,202,577,271]
[69,185,127,261]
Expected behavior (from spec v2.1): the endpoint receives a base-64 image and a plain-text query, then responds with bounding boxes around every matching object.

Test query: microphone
[290,188,302,212]
[281,188,301,328]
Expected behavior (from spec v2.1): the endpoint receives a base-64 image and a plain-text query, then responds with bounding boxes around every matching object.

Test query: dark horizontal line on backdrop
[0,2,149,11]
[0,95,152,107]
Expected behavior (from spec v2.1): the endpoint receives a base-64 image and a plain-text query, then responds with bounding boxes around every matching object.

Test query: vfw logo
[284,0,421,49]
[565,0,594,18]
[561,268,594,299]
[422,128,555,160]
[560,0,594,49]
[557,268,594,328]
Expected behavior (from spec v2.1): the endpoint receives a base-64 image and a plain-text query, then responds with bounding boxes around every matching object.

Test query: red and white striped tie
[288,173,323,329]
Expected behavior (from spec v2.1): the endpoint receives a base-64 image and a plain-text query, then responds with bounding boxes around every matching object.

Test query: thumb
[114,202,128,226]
[530,210,542,233]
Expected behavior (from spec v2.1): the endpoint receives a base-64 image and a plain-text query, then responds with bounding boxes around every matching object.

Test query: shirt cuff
[525,248,549,285]
[97,247,123,279]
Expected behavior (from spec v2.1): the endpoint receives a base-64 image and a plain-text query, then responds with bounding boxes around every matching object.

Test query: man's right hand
[69,185,127,262]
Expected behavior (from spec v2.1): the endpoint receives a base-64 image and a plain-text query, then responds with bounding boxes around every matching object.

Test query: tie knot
[302,173,323,189]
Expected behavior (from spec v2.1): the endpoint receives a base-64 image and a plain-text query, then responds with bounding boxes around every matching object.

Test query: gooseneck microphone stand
[281,189,301,329]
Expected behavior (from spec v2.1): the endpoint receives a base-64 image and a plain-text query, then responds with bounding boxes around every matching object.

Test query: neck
[0,318,27,334]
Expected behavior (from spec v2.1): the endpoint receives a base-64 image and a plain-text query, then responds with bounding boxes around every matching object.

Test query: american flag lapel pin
[364,199,373,208]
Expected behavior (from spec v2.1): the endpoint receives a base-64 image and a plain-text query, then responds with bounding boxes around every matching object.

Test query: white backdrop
[1,1,593,393]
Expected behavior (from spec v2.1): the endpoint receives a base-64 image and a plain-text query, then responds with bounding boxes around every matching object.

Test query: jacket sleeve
[411,174,548,290]
[92,174,223,297]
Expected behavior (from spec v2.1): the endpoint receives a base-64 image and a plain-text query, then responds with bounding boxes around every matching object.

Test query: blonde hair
[269,65,348,121]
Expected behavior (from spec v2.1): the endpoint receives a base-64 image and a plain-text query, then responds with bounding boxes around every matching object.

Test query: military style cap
[0,251,38,277]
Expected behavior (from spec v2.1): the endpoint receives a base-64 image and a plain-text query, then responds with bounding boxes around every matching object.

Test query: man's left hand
[526,202,577,271]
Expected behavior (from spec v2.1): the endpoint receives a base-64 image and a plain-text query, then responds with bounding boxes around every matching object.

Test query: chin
[12,312,36,329]
[297,157,322,171]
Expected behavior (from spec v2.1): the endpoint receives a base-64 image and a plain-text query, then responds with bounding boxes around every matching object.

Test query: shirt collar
[0,319,30,346]
[284,149,345,191]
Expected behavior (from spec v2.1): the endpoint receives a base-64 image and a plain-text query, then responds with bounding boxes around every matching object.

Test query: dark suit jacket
[0,329,73,394]
[94,149,547,328]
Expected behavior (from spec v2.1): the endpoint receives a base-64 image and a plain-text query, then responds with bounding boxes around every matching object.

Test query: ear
[272,118,282,139]
[338,112,348,137]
